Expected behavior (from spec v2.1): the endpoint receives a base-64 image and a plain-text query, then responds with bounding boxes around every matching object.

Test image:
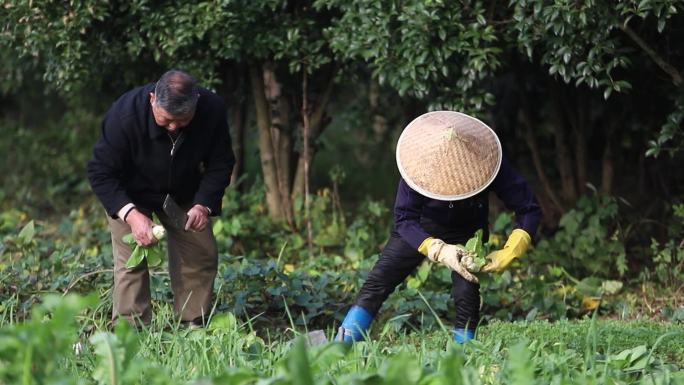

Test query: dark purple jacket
[87,83,235,218]
[394,156,540,249]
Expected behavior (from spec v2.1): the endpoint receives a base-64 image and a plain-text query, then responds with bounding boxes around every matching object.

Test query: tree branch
[310,69,336,136]
[620,22,682,87]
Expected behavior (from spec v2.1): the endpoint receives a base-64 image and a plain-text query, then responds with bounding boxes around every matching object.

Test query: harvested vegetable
[123,225,166,269]
[463,229,488,272]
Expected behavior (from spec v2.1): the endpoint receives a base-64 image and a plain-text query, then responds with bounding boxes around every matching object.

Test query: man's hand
[126,209,156,246]
[422,238,479,283]
[482,229,532,273]
[185,204,210,232]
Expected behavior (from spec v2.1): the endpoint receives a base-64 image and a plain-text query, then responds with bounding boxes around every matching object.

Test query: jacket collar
[147,108,167,140]
[142,83,166,140]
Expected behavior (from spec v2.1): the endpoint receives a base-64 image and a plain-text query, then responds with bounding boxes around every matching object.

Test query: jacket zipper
[167,132,184,190]
[169,132,181,156]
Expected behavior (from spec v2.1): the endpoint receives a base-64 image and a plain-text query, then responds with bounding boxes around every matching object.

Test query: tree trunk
[637,152,645,195]
[292,143,310,201]
[302,69,313,251]
[601,139,614,195]
[251,64,335,221]
[550,83,578,205]
[229,99,246,187]
[554,123,578,204]
[601,119,618,195]
[263,65,295,228]
[217,62,247,189]
[519,108,565,221]
[291,74,336,200]
[573,126,588,195]
[249,64,284,218]
[571,92,588,195]
[370,80,389,142]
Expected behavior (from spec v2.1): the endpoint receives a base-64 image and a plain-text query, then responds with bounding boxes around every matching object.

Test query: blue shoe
[336,305,373,343]
[453,328,475,343]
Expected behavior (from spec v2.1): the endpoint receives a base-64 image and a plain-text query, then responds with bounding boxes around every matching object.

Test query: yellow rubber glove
[418,237,479,283]
[481,229,531,273]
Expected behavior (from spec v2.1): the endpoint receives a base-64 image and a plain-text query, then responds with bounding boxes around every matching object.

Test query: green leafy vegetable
[125,245,145,269]
[465,229,484,257]
[464,229,487,272]
[123,225,166,269]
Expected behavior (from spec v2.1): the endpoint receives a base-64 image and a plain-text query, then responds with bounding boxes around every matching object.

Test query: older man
[87,70,235,327]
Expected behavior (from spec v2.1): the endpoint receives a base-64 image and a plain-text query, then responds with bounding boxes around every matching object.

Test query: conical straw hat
[396,111,502,201]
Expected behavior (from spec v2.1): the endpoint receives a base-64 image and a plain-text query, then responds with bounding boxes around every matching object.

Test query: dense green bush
[214,178,391,262]
[532,195,627,277]
[2,183,681,329]
[0,110,680,328]
[0,112,100,213]
[641,204,684,287]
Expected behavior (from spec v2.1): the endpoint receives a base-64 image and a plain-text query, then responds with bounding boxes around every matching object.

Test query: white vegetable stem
[152,225,166,240]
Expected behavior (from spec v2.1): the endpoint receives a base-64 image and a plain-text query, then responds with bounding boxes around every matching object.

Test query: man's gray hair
[153,70,199,116]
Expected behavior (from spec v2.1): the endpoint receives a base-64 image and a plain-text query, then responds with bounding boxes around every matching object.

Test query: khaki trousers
[107,211,218,325]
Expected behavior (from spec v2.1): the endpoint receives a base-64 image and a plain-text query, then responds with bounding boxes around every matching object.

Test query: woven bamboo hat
[396,111,502,201]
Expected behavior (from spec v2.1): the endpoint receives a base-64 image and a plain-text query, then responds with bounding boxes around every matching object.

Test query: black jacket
[87,83,235,218]
[394,156,540,249]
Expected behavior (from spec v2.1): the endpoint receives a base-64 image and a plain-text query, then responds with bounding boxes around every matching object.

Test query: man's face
[150,92,195,132]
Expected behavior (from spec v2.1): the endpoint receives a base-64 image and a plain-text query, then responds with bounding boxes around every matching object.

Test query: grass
[1,294,683,384]
[56,301,684,384]
[482,318,684,364]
